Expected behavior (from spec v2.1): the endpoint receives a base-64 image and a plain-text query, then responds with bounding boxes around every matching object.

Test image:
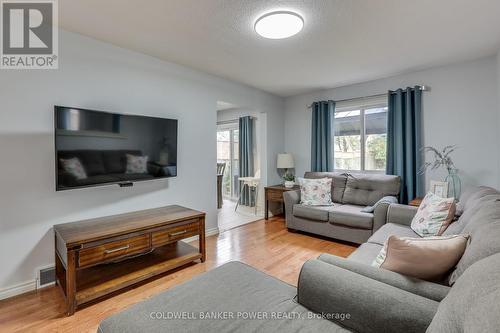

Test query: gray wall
[284,56,499,190]
[0,31,284,292]
[498,51,500,188]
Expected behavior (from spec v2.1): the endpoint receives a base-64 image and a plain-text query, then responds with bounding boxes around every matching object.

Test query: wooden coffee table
[54,205,205,315]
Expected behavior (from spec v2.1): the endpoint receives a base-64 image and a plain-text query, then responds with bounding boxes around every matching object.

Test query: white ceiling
[60,0,500,97]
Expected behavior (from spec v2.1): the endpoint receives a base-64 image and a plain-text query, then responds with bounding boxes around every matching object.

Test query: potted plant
[420,145,461,199]
[283,173,295,188]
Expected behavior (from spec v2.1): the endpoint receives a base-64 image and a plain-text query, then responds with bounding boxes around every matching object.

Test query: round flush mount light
[254,11,304,39]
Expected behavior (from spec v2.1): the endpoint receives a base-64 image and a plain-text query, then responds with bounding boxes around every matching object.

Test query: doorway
[216,102,264,232]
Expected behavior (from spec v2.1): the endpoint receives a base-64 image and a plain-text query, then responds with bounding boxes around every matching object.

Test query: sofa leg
[287,228,297,233]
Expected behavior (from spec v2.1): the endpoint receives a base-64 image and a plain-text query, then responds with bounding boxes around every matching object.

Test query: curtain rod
[306,85,430,109]
[217,116,256,125]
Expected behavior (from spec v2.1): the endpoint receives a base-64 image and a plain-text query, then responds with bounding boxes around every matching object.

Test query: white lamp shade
[277,153,294,169]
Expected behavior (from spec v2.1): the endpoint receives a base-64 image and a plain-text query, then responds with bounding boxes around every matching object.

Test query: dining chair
[235,170,260,215]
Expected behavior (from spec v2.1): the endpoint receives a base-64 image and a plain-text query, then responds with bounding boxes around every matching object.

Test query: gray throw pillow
[361,196,398,213]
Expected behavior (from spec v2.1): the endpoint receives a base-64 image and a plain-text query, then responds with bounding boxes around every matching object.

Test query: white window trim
[333,98,388,174]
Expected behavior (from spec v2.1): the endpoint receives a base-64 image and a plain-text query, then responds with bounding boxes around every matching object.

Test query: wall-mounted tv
[55,106,177,191]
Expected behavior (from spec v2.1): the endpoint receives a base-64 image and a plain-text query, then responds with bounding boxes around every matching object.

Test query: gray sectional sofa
[99,186,500,333]
[284,172,401,244]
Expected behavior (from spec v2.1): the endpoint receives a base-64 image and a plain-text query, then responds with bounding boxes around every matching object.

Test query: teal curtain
[311,100,335,172]
[239,116,255,206]
[387,86,424,204]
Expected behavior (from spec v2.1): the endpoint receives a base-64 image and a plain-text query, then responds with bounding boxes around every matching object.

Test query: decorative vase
[445,168,461,200]
[284,181,295,188]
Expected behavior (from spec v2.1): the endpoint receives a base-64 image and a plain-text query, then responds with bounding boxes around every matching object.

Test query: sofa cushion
[444,188,500,236]
[461,186,499,211]
[125,154,149,174]
[293,204,338,222]
[372,235,468,281]
[361,196,398,213]
[454,186,482,215]
[59,150,106,176]
[297,177,334,206]
[427,253,500,333]
[449,220,500,285]
[304,172,348,203]
[329,204,373,229]
[348,242,383,265]
[446,195,500,284]
[367,223,420,245]
[99,261,347,333]
[342,174,400,206]
[59,157,87,180]
[460,194,500,233]
[410,192,456,237]
[104,150,143,174]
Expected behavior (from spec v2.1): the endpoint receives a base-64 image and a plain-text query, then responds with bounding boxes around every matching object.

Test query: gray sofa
[284,172,401,244]
[99,186,500,333]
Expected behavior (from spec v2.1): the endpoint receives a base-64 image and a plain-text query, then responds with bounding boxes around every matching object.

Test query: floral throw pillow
[298,177,333,206]
[411,192,456,237]
[60,157,87,180]
[126,154,149,174]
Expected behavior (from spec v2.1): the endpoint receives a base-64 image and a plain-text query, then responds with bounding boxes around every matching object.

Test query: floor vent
[37,266,56,289]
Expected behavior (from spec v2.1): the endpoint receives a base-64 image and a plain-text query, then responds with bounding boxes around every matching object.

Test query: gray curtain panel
[311,100,335,172]
[238,116,255,206]
[387,86,424,204]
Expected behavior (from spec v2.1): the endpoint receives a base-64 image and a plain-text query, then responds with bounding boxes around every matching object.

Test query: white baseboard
[0,227,220,301]
[0,280,37,300]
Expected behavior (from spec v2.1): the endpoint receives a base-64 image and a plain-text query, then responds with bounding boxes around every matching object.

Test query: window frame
[217,123,240,199]
[333,101,388,174]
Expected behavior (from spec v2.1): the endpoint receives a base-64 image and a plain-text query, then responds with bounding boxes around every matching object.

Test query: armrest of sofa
[386,203,418,226]
[298,259,439,333]
[372,200,393,232]
[317,253,450,302]
[283,190,300,226]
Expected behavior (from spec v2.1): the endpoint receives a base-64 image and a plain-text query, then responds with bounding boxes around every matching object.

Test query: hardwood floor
[0,217,356,333]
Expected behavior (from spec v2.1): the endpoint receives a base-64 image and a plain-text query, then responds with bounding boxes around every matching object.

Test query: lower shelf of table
[75,241,201,305]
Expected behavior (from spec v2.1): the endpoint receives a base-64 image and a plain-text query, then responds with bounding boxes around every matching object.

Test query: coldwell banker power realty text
[1,0,58,69]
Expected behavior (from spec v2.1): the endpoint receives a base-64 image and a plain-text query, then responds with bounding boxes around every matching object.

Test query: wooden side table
[264,184,300,220]
[409,197,423,207]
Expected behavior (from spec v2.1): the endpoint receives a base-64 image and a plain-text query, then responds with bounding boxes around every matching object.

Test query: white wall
[497,51,500,189]
[0,31,284,293]
[285,56,499,190]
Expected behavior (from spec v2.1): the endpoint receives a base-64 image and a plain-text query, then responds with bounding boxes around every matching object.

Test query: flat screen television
[55,106,177,191]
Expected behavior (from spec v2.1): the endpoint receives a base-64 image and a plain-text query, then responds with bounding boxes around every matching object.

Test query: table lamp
[277,153,295,188]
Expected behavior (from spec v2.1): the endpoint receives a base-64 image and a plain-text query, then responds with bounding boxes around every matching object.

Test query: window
[217,126,239,199]
[334,99,388,172]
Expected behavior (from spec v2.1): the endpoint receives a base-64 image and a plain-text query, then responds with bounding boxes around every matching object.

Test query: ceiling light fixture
[254,11,304,39]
